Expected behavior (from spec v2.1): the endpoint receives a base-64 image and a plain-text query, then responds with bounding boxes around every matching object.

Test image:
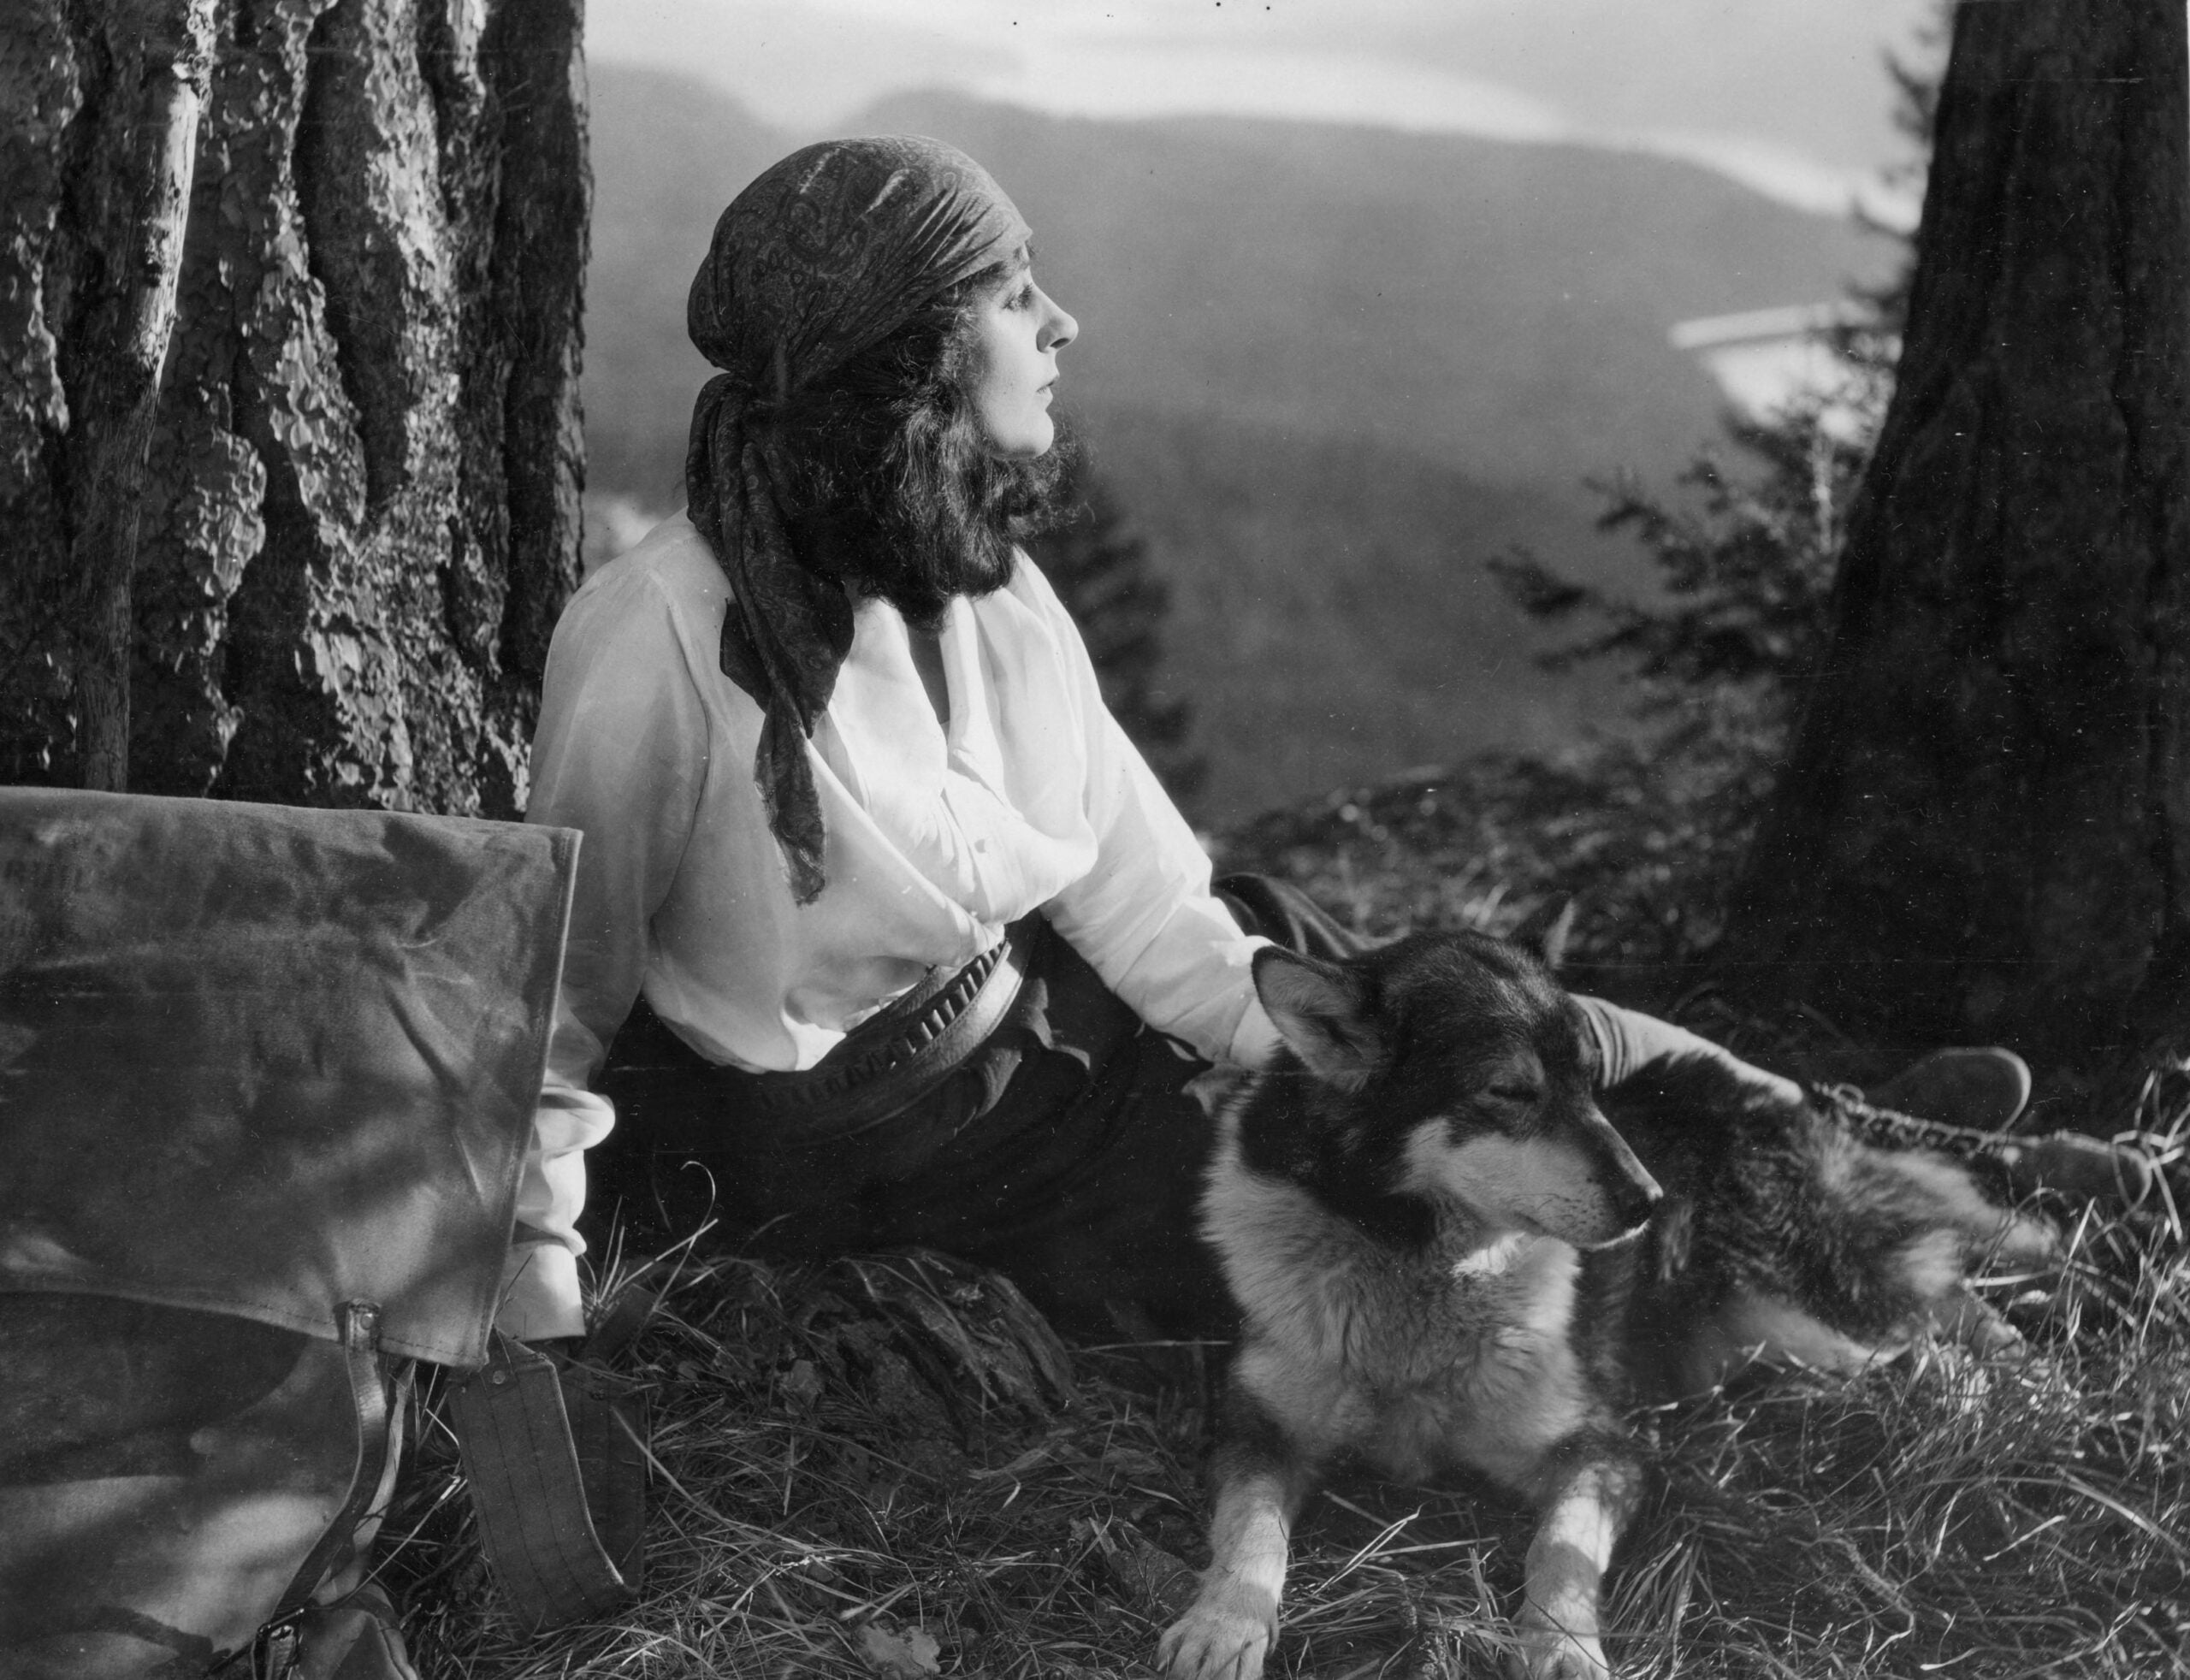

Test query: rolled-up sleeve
[500,565,712,1339]
[1572,994,1803,1107]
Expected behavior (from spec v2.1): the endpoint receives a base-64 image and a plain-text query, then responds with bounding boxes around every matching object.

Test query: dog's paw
[1515,1622,1613,1680]
[1157,1585,1276,1680]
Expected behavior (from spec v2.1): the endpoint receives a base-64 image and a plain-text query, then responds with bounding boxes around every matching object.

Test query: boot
[1869,1047,2033,1132]
[1816,1056,2156,1210]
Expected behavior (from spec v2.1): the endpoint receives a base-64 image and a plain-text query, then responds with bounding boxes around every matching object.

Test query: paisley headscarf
[685,136,1032,904]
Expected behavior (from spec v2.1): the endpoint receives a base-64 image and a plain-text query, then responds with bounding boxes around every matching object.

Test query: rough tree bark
[1719,0,2190,1073]
[0,0,588,815]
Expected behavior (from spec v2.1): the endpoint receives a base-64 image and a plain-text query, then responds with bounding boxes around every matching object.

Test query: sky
[585,0,1944,223]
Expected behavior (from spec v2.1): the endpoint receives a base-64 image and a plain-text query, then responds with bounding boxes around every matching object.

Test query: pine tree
[0,0,588,814]
[1720,0,2190,1071]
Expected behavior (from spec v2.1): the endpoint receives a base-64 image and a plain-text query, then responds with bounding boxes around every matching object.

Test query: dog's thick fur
[1158,927,2058,1680]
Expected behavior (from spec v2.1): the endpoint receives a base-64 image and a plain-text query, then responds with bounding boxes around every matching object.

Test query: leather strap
[253,1302,394,1677]
[554,1358,649,1593]
[446,1332,639,1634]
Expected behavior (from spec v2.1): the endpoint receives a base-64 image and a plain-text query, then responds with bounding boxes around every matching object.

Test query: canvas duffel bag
[0,789,624,1677]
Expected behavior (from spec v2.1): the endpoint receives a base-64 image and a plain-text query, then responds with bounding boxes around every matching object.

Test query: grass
[382,1218,2190,1679]
[379,760,2190,1679]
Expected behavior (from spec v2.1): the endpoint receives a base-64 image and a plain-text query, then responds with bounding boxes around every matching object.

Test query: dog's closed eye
[1487,1082,1542,1106]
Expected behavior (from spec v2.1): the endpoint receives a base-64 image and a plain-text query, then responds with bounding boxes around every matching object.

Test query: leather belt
[713,916,1038,1139]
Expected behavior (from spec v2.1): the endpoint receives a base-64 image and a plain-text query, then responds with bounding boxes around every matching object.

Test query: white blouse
[500,512,1276,1336]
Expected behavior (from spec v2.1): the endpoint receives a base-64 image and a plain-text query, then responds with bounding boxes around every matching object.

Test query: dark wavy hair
[756,263,1078,625]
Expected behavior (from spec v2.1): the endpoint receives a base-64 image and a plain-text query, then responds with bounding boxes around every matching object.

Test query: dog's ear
[1506,894,1578,973]
[1253,946,1382,1088]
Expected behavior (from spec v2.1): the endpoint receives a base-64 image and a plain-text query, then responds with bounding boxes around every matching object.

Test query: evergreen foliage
[1488,400,1873,881]
[1483,23,1937,951]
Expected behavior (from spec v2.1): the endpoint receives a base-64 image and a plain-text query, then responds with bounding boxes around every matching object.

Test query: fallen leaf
[854,1620,941,1677]
[1099,1446,1166,1482]
[1110,1536,1198,1616]
[779,1358,824,1409]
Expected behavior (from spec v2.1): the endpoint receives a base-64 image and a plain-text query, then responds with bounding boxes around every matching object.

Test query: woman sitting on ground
[494,137,2030,1345]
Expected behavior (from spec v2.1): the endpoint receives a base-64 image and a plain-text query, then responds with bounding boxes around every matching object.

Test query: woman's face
[964,252,1078,458]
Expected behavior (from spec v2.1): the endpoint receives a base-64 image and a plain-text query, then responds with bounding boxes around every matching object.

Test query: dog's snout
[1614,1171,1663,1231]
[1586,1110,1661,1232]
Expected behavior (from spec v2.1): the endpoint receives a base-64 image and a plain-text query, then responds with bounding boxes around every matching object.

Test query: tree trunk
[0,0,588,815]
[1718,0,2190,1074]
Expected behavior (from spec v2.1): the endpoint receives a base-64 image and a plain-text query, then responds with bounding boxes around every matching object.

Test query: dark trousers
[584,875,1356,1338]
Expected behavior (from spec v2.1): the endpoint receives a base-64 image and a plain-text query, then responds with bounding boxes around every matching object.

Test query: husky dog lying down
[1158,926,2059,1680]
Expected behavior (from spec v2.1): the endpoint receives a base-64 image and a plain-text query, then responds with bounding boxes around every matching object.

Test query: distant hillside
[586,65,784,500]
[1080,405,1649,813]
[582,64,1892,819]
